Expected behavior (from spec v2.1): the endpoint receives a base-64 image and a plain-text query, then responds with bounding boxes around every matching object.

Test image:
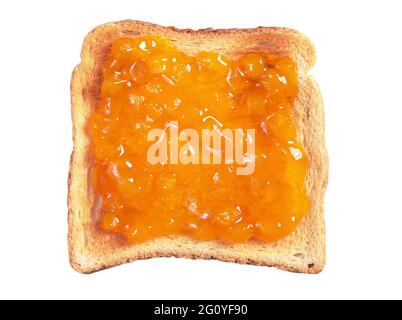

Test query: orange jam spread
[88,36,309,244]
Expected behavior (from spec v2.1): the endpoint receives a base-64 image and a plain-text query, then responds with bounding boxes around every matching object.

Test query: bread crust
[68,20,328,274]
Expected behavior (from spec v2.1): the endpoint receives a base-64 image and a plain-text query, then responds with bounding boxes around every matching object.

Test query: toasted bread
[68,20,328,274]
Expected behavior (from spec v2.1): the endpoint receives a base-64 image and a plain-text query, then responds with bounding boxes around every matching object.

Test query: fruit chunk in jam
[88,36,309,244]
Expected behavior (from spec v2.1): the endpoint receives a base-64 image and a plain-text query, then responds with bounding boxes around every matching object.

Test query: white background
[0,0,401,300]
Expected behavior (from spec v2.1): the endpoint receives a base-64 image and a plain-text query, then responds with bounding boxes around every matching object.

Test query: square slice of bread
[68,20,328,274]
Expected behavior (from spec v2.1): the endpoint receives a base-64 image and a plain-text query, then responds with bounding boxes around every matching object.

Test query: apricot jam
[87,36,309,244]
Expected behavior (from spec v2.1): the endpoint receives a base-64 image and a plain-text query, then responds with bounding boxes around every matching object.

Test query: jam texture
[88,36,309,244]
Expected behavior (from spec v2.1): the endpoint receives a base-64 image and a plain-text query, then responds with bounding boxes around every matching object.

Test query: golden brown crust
[68,20,328,274]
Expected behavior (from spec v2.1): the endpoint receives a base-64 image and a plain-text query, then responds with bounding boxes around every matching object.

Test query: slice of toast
[69,20,328,274]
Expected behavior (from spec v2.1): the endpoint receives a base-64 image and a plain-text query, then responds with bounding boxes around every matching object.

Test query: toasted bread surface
[69,20,328,274]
